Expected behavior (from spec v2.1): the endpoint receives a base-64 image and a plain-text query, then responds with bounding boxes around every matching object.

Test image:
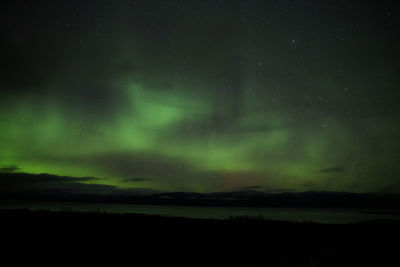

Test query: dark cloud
[0,172,159,199]
[123,178,152,183]
[0,172,102,194]
[319,167,345,173]
[0,172,97,184]
[0,165,20,173]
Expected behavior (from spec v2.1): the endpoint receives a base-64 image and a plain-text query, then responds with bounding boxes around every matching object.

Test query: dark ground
[1,209,399,266]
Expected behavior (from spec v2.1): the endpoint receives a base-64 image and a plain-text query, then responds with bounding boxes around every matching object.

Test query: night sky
[1,0,399,194]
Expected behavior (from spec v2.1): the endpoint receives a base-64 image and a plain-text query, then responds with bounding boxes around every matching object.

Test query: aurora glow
[1,0,399,194]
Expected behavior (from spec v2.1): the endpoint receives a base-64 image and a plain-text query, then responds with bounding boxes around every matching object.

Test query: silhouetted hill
[1,209,399,266]
[135,190,400,208]
[1,171,400,208]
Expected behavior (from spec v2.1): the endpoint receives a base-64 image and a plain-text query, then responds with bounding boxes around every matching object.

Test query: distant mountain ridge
[1,171,400,208]
[146,190,400,208]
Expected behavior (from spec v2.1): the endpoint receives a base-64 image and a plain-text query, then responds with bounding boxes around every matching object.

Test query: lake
[1,201,399,224]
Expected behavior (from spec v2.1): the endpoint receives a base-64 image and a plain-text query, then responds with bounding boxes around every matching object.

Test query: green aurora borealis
[1,0,400,193]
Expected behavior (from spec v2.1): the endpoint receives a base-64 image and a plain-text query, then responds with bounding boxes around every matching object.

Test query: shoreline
[1,207,399,225]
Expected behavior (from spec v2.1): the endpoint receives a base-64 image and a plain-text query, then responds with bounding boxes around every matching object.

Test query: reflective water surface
[1,201,400,224]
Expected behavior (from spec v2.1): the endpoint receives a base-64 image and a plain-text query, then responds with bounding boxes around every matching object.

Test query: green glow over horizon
[1,1,399,194]
[1,76,399,193]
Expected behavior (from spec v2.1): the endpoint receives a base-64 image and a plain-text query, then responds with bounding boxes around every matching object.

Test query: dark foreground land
[1,209,399,266]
